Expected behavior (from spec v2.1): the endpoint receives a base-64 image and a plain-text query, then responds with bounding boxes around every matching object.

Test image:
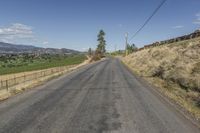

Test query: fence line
[0,65,76,91]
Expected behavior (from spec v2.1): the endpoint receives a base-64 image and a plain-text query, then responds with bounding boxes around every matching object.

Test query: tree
[88,48,92,57]
[127,43,138,54]
[96,30,106,56]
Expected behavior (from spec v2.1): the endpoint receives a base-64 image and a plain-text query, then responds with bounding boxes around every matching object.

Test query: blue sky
[0,0,200,51]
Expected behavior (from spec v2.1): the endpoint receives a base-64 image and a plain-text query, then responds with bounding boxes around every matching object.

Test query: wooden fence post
[0,80,2,89]
[23,74,25,83]
[14,75,16,85]
[34,73,37,79]
[6,80,8,91]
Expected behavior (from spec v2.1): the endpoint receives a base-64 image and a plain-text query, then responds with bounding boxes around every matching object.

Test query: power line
[129,0,167,41]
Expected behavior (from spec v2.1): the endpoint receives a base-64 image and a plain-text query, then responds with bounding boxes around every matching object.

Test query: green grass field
[0,54,86,75]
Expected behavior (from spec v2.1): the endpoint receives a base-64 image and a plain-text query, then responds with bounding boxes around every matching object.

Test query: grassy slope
[0,54,86,75]
[122,37,200,120]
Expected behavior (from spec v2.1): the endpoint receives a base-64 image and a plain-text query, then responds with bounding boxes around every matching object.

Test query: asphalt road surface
[0,58,199,133]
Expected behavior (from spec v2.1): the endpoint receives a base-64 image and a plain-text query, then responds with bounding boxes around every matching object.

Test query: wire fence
[0,65,76,91]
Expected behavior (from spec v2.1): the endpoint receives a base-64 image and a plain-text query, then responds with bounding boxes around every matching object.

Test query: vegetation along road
[0,58,199,133]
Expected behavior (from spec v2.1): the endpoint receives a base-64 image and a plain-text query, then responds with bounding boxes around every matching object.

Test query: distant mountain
[0,42,80,55]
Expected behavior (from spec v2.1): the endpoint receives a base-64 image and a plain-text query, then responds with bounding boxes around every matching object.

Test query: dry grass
[122,37,200,121]
[0,65,73,81]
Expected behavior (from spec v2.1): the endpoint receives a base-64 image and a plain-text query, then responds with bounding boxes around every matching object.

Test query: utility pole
[125,32,128,56]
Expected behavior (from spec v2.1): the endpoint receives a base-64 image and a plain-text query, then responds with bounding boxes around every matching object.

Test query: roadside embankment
[121,37,200,121]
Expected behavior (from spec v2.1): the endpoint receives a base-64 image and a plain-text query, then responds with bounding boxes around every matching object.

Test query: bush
[91,54,101,61]
[151,66,164,78]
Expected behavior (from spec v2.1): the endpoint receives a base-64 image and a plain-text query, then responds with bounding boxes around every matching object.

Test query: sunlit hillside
[123,36,200,119]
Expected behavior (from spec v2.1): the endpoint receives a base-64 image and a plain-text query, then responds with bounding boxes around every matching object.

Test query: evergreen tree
[88,48,92,56]
[96,30,106,56]
[127,43,138,54]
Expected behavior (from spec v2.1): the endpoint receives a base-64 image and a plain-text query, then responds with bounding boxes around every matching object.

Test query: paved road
[0,58,199,133]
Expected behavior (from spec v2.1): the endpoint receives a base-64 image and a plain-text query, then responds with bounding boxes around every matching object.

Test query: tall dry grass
[123,37,200,120]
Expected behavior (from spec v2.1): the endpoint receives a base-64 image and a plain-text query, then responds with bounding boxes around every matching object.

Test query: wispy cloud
[193,12,200,25]
[0,23,49,46]
[42,41,49,45]
[172,25,184,29]
[0,23,34,42]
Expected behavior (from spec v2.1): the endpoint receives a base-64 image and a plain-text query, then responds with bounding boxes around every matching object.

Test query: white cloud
[193,12,200,25]
[0,23,34,43]
[42,41,49,45]
[0,23,50,46]
[172,25,184,29]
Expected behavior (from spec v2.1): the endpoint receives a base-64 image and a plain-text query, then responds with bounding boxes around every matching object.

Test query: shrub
[151,66,164,78]
[91,54,101,61]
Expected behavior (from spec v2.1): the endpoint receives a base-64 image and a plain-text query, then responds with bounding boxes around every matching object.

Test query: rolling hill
[0,42,80,54]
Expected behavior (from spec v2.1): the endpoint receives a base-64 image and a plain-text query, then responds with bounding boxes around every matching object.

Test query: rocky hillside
[122,37,200,120]
[0,42,80,55]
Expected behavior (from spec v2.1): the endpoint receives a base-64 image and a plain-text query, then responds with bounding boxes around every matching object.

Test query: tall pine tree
[96,30,106,56]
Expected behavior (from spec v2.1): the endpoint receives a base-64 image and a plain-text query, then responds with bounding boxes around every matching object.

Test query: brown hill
[122,36,200,121]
